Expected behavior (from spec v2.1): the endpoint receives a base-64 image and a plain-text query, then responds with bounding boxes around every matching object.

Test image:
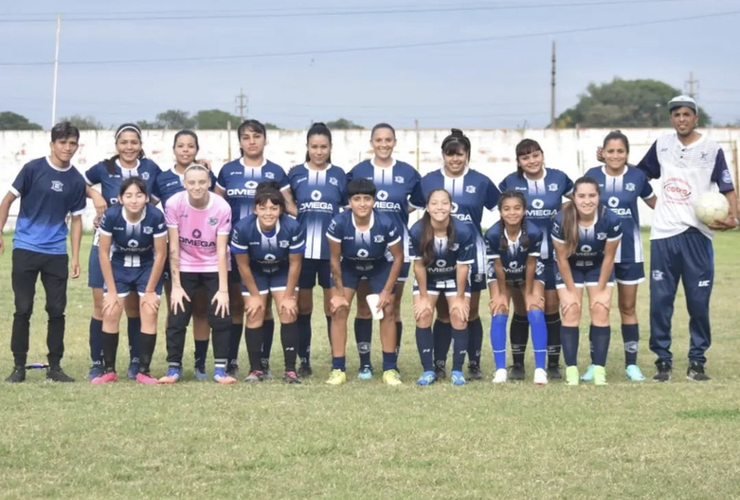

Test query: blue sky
[1,0,739,130]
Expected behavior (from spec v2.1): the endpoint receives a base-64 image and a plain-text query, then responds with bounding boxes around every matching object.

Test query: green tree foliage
[555,78,712,128]
[155,109,196,129]
[325,118,363,129]
[58,114,104,130]
[0,111,43,130]
[193,109,241,129]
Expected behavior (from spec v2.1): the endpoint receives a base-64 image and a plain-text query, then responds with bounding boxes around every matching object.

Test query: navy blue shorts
[397,261,411,282]
[228,254,243,285]
[88,242,105,289]
[614,261,645,285]
[333,260,391,294]
[241,263,291,296]
[299,258,332,289]
[104,263,164,297]
[554,262,614,289]
[486,258,546,287]
[541,259,558,291]
[413,277,471,297]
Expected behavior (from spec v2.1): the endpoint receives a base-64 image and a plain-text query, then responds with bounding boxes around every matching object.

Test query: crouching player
[93,178,167,384]
[325,179,404,386]
[231,182,305,384]
[551,177,622,386]
[484,191,548,385]
[409,189,476,386]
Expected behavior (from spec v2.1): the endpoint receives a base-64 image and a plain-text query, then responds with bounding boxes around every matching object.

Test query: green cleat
[565,366,580,386]
[593,365,607,386]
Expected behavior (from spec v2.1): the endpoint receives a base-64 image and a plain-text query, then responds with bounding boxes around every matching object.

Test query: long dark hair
[419,189,457,268]
[254,181,286,214]
[106,123,145,175]
[305,122,332,163]
[559,176,603,257]
[497,190,529,253]
[515,139,543,178]
[237,119,267,157]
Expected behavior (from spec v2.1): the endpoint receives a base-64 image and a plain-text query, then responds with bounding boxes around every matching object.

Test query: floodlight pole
[51,13,61,127]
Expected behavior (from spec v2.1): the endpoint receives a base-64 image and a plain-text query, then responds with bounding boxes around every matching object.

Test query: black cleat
[46,366,75,383]
[508,363,526,381]
[434,360,447,380]
[6,366,26,383]
[546,363,563,380]
[653,360,672,382]
[226,363,240,379]
[467,362,483,381]
[686,362,711,381]
[297,363,313,378]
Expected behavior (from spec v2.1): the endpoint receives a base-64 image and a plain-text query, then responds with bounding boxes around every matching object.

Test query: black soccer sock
[622,323,639,366]
[194,339,209,370]
[127,317,141,364]
[560,325,579,367]
[326,316,332,346]
[433,320,452,365]
[396,321,403,356]
[355,317,373,368]
[89,317,103,367]
[101,331,119,373]
[590,325,611,367]
[227,323,243,368]
[510,314,529,366]
[245,326,264,373]
[468,318,483,366]
[545,312,562,366]
[281,321,299,372]
[451,327,469,372]
[261,318,275,367]
[297,313,312,366]
[139,333,157,374]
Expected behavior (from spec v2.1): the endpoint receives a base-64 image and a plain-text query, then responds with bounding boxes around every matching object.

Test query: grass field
[1,231,739,500]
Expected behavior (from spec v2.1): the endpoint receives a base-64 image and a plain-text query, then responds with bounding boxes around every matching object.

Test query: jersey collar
[122,206,147,225]
[371,157,396,169]
[601,165,627,179]
[505,229,522,244]
[440,165,469,180]
[115,158,141,171]
[304,162,332,172]
[524,167,547,181]
[352,211,374,231]
[186,193,213,211]
[257,218,281,237]
[673,132,706,150]
[45,156,73,172]
[240,157,267,169]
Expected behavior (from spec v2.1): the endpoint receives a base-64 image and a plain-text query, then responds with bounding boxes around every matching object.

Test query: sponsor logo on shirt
[608,197,620,208]
[192,229,202,238]
[264,254,276,261]
[357,249,369,258]
[51,180,63,192]
[698,280,710,287]
[377,190,389,201]
[128,239,139,248]
[311,190,322,201]
[663,178,692,204]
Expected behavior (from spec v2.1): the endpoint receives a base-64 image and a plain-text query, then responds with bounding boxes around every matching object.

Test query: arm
[167,226,190,313]
[86,185,107,217]
[282,188,298,217]
[487,259,508,315]
[643,195,657,210]
[285,252,302,299]
[234,253,260,297]
[596,238,620,290]
[98,232,119,315]
[69,214,82,279]
[329,239,344,297]
[552,240,578,294]
[0,191,18,255]
[213,234,230,317]
[214,184,226,199]
[377,242,404,310]
[142,235,167,313]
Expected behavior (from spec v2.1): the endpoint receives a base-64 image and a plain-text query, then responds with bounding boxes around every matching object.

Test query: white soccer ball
[694,192,729,225]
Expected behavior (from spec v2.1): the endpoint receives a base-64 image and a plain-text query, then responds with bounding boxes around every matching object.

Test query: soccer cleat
[581,364,595,382]
[91,371,118,385]
[244,370,264,383]
[382,369,402,386]
[357,365,373,380]
[416,371,437,386]
[283,371,301,384]
[508,363,525,381]
[226,363,240,379]
[193,366,208,381]
[546,363,563,380]
[686,362,711,381]
[653,361,671,382]
[5,366,26,383]
[492,368,508,384]
[261,360,274,380]
[326,369,347,386]
[625,364,645,382]
[450,370,466,386]
[126,363,139,380]
[434,360,447,380]
[593,365,607,386]
[565,366,580,386]
[533,367,548,386]
[298,363,313,378]
[158,366,182,384]
[46,367,75,383]
[467,362,483,381]
[86,365,104,380]
[136,372,159,385]
[214,367,238,384]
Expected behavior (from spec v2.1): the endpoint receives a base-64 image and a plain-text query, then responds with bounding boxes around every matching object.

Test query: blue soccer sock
[415,326,434,372]
[382,351,397,371]
[590,324,611,366]
[332,356,346,371]
[561,325,579,367]
[355,317,373,368]
[451,327,469,372]
[528,309,548,370]
[433,320,452,365]
[127,317,141,364]
[490,314,508,370]
[89,317,103,367]
[622,323,639,366]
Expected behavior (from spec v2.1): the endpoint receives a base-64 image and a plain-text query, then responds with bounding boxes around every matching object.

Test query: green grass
[1,231,739,500]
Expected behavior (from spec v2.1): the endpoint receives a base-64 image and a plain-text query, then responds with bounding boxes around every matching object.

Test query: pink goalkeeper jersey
[165,191,232,273]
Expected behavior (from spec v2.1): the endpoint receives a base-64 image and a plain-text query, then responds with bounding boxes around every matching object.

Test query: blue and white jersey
[636,133,735,240]
[10,157,87,255]
[152,167,217,208]
[498,168,574,261]
[484,221,543,281]
[289,164,347,260]
[348,159,420,261]
[216,159,290,221]
[230,214,305,271]
[585,166,655,264]
[84,158,162,207]
[99,203,166,268]
[408,217,476,282]
[551,207,622,268]
[326,209,400,271]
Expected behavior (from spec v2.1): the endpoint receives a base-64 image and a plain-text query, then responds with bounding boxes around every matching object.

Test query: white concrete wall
[2,128,738,230]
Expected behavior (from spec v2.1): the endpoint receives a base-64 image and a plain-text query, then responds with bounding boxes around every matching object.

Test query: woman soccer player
[231,183,305,383]
[325,179,404,386]
[160,164,235,384]
[498,139,574,380]
[347,123,421,379]
[216,119,295,378]
[83,123,162,380]
[409,189,476,386]
[287,122,347,377]
[410,129,500,381]
[551,177,622,386]
[92,178,167,384]
[152,129,217,380]
[583,131,656,382]
[484,191,548,385]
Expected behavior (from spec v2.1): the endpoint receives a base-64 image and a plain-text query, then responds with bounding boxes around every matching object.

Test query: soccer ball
[694,192,729,225]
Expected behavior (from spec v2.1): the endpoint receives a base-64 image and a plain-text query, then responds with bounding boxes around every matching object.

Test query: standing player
[231,183,305,383]
[216,119,295,378]
[83,123,162,380]
[584,130,656,382]
[635,95,737,381]
[499,139,574,380]
[93,178,167,384]
[0,122,86,383]
[288,122,347,377]
[551,177,622,386]
[160,164,235,384]
[347,123,421,379]
[410,129,500,381]
[325,179,404,386]
[484,191,548,385]
[409,189,476,386]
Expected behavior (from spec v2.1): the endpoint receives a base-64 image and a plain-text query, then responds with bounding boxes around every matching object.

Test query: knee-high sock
[433,320,452,364]
[545,312,562,365]
[227,323,243,367]
[355,317,373,368]
[561,325,579,367]
[127,317,141,364]
[510,314,529,366]
[261,318,275,366]
[101,331,119,372]
[326,316,332,346]
[468,318,483,366]
[89,317,103,367]
[590,324,611,366]
[622,323,639,366]
[194,339,209,369]
[139,333,156,374]
[415,326,434,372]
[297,314,312,366]
[396,321,403,356]
[528,310,548,370]
[382,350,397,371]
[451,327,469,372]
[281,321,299,372]
[490,314,508,370]
[245,326,264,373]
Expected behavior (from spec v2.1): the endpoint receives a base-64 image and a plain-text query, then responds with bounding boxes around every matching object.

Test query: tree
[326,118,363,129]
[136,120,160,130]
[58,114,104,130]
[555,78,712,128]
[155,109,195,129]
[265,122,281,130]
[0,111,42,130]
[193,109,241,129]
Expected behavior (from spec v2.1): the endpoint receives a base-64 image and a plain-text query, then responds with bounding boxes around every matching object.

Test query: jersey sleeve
[229,220,249,254]
[209,171,218,191]
[563,173,575,196]
[165,200,179,228]
[152,209,167,237]
[710,149,735,193]
[636,142,661,180]
[483,226,500,259]
[215,165,228,191]
[457,229,476,265]
[485,178,501,210]
[150,178,162,202]
[339,173,349,207]
[70,176,87,215]
[289,220,306,254]
[326,215,343,243]
[98,209,114,236]
[497,177,508,193]
[386,219,401,247]
[409,179,425,210]
[550,215,565,244]
[83,163,103,186]
[10,163,32,198]
[216,205,232,235]
[638,172,656,200]
[408,226,421,261]
[606,214,622,241]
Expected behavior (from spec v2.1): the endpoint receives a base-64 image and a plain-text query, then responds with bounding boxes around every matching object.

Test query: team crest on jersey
[723,170,732,184]
[128,239,139,248]
[536,260,545,275]
[51,180,63,192]
[329,177,338,186]
[373,235,385,243]
[548,183,559,191]
[207,217,218,226]
[264,172,275,180]
[279,240,289,248]
[143,226,153,235]
[596,232,607,240]
[140,172,150,181]
[552,222,560,234]
[394,176,404,183]
[465,185,476,194]
[451,243,459,251]
[625,183,636,192]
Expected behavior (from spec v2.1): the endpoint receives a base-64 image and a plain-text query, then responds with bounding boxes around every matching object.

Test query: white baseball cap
[668,95,698,113]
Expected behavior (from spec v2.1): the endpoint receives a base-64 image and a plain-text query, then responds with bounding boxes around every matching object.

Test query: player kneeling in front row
[409,189,476,386]
[485,191,548,385]
[93,178,167,384]
[326,179,404,386]
[551,177,622,386]
[231,182,305,384]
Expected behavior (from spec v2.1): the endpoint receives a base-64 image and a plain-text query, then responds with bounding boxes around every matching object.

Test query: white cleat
[533,367,549,385]
[492,368,508,384]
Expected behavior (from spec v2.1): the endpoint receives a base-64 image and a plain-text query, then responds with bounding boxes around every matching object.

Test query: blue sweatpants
[649,228,713,366]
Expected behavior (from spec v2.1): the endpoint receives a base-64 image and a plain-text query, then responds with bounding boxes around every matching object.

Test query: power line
[2,10,737,67]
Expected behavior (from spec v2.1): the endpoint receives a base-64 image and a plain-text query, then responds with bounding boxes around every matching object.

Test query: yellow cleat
[325,369,347,386]
[382,369,403,386]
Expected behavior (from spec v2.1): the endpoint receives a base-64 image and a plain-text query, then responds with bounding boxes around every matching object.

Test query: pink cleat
[91,371,118,385]
[136,372,159,385]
